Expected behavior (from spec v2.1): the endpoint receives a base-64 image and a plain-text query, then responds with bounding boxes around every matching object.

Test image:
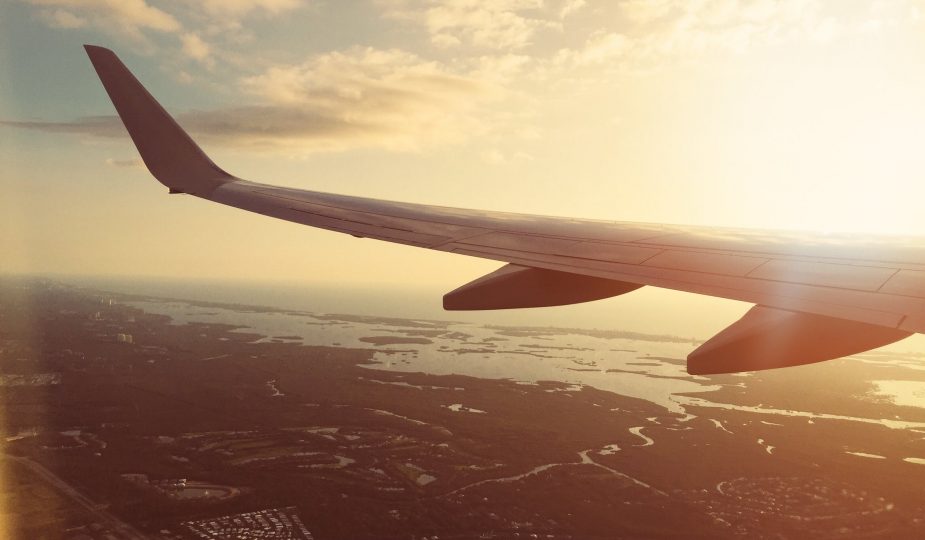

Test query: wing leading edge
[85,45,925,375]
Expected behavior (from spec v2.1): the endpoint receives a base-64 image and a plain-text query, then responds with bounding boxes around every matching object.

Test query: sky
[4,0,925,337]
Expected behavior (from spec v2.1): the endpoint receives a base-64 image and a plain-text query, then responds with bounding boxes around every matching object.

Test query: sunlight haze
[3,0,925,332]
[7,5,925,536]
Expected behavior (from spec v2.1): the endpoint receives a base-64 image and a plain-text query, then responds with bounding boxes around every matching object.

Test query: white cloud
[18,0,925,158]
[620,0,676,25]
[379,0,560,50]
[554,32,631,68]
[27,0,181,38]
[614,0,925,62]
[558,0,586,19]
[482,149,534,164]
[10,46,515,154]
[105,157,143,168]
[236,46,503,150]
[25,0,309,66]
[194,0,304,18]
[28,0,307,35]
[39,8,87,28]
[616,0,824,58]
[181,32,214,67]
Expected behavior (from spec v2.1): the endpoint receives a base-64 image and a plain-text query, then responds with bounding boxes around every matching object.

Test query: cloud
[613,0,925,61]
[39,8,87,28]
[184,0,307,39]
[181,32,213,67]
[558,0,586,19]
[26,0,306,35]
[2,116,127,138]
[27,0,181,39]
[4,110,378,153]
[193,0,303,18]
[482,149,534,164]
[554,32,631,68]
[229,47,503,150]
[614,0,822,57]
[24,0,309,65]
[379,0,561,50]
[105,157,143,168]
[619,0,675,25]
[21,0,921,158]
[5,46,511,153]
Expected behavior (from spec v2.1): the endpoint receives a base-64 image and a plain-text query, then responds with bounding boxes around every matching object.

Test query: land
[2,277,925,538]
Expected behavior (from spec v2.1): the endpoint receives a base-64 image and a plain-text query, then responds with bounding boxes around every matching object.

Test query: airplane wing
[84,45,925,375]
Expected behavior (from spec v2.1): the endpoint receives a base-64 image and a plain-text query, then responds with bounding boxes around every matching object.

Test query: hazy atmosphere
[6,0,925,341]
[6,3,925,539]
[6,0,925,278]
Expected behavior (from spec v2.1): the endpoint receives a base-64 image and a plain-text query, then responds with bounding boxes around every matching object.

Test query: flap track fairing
[687,305,911,375]
[444,264,642,310]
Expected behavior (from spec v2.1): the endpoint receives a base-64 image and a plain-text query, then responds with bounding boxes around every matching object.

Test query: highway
[7,455,148,539]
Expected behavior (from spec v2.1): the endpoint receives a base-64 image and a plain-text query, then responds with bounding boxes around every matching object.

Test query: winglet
[84,45,232,195]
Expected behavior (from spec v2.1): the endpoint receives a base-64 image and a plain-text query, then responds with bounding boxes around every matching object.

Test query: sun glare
[717,29,925,235]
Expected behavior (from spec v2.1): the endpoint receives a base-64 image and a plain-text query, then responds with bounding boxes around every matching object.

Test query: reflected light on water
[870,380,925,409]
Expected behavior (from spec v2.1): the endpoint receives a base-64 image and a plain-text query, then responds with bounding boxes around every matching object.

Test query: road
[7,455,149,539]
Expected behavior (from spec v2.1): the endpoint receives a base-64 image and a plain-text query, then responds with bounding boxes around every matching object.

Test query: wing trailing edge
[687,306,912,375]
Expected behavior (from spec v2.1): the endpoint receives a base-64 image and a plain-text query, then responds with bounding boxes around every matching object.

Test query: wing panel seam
[450,243,923,300]
[247,188,925,270]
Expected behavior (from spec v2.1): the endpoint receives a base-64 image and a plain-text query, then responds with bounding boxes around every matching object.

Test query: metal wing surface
[85,45,925,374]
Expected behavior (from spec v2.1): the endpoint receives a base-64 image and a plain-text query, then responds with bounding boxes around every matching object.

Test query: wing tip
[83,44,233,196]
[83,44,116,63]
